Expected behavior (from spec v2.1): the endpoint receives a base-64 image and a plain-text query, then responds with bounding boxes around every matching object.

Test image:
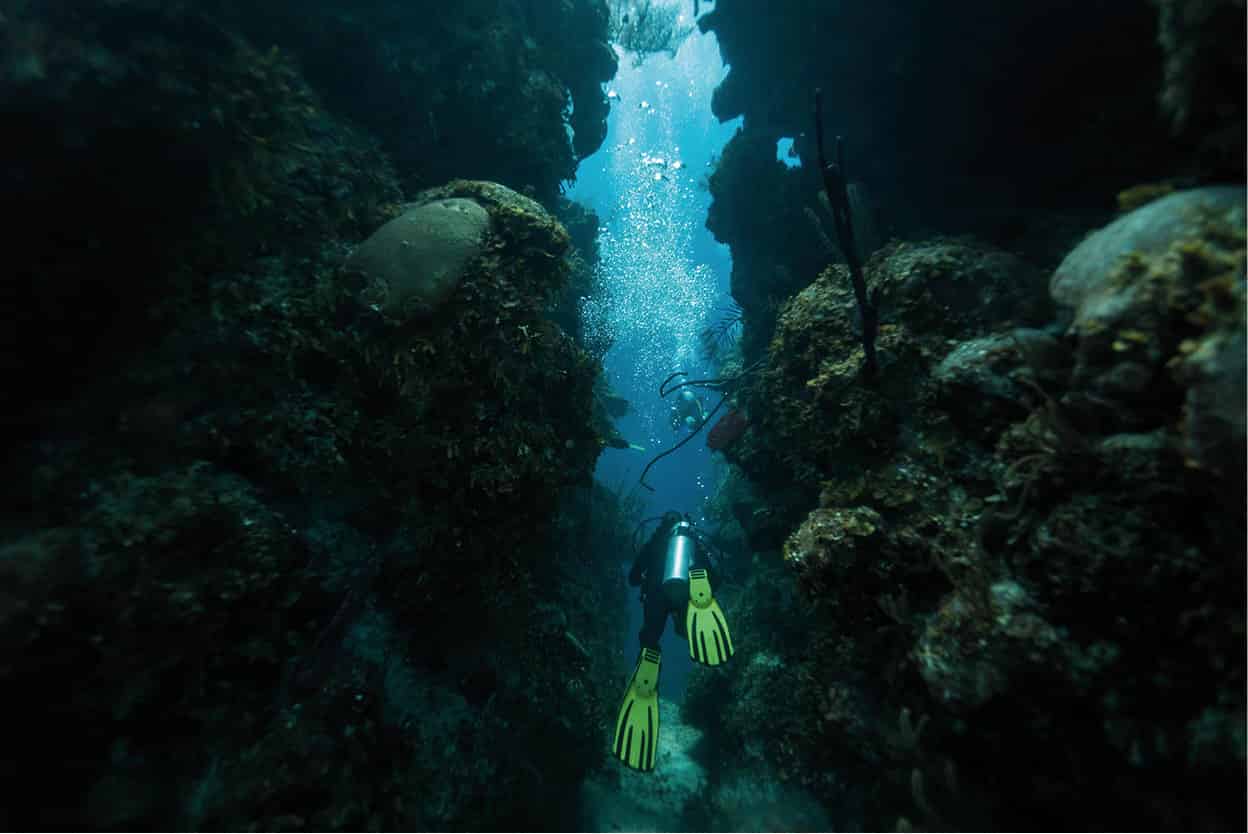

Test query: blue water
[566,31,741,692]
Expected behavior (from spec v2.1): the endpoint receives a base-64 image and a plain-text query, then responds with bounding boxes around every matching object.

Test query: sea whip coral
[638,361,764,490]
[706,409,748,450]
[814,89,879,382]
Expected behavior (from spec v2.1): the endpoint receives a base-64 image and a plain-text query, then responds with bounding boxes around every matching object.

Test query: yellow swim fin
[686,568,733,666]
[612,648,661,771]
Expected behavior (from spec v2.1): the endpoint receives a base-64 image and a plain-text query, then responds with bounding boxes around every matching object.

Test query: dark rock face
[701,0,1242,238]
[698,0,1245,372]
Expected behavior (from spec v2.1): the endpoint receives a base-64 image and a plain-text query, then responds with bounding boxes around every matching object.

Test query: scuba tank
[661,521,696,608]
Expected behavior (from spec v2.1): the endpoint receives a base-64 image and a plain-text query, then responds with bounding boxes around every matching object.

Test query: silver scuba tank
[661,521,696,608]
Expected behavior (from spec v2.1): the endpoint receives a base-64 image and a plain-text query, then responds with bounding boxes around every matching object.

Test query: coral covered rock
[1171,302,1246,473]
[1051,186,1245,316]
[914,580,1063,711]
[783,506,882,572]
[930,334,1027,434]
[710,188,1246,829]
[742,237,1048,487]
[1050,185,1246,442]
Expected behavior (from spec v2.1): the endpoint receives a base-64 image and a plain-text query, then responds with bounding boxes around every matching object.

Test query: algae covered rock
[1051,185,1245,318]
[346,196,491,317]
[743,237,1048,486]
[1047,185,1246,443]
[415,178,572,273]
[1172,306,1247,473]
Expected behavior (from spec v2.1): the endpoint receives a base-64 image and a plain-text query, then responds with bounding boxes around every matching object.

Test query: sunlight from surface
[571,31,740,519]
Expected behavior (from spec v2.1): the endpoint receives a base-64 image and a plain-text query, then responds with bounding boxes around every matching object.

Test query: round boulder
[346,197,491,316]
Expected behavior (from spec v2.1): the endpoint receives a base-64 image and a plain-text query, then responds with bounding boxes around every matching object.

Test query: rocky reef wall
[692,2,1246,828]
[1,1,627,828]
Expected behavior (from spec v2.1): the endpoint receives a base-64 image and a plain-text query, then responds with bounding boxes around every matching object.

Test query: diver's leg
[638,591,668,650]
[672,602,687,640]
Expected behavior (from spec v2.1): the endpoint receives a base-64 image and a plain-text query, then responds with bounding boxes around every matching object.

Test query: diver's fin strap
[633,647,661,694]
[688,568,713,608]
[687,569,734,666]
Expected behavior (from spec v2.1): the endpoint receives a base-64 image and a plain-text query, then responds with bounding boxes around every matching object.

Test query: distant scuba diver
[613,512,734,772]
[668,389,706,433]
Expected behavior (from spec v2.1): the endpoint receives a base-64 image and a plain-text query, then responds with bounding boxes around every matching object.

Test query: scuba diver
[612,512,734,771]
[668,389,706,433]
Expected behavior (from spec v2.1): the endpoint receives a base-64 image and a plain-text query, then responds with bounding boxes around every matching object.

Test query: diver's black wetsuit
[628,514,710,650]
